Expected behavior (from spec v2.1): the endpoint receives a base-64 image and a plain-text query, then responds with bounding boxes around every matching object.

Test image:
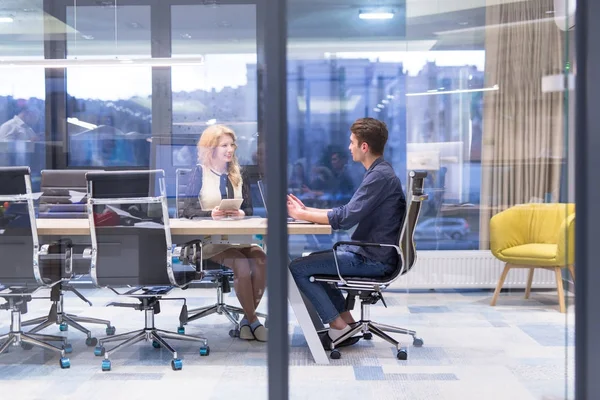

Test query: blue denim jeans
[289,250,395,324]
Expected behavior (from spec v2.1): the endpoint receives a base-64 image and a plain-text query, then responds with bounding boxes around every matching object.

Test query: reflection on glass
[171,5,258,168]
[287,0,573,397]
[66,5,152,167]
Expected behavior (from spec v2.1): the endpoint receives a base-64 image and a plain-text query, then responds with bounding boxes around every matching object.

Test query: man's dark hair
[350,118,388,156]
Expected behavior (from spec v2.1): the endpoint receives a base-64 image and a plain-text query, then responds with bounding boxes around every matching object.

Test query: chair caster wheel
[106,326,116,336]
[229,329,240,338]
[86,337,98,347]
[101,359,111,371]
[363,332,373,340]
[199,346,210,356]
[21,342,33,350]
[397,349,408,360]
[60,357,71,369]
[330,349,341,359]
[152,340,161,349]
[94,346,105,357]
[177,326,185,334]
[62,343,73,354]
[59,322,68,332]
[171,358,183,371]
[413,337,424,347]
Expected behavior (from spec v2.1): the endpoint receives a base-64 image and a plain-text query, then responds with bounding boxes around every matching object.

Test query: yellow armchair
[489,203,575,313]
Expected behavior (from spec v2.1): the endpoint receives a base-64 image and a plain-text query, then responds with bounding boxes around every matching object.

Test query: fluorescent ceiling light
[0,17,14,23]
[0,56,204,69]
[206,119,217,125]
[359,10,394,20]
[67,117,97,130]
[406,85,499,97]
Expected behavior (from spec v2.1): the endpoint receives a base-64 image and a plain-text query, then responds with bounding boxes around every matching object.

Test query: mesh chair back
[86,170,195,288]
[0,167,50,286]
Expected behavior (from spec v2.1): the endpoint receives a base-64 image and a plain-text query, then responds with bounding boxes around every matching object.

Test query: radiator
[391,250,557,290]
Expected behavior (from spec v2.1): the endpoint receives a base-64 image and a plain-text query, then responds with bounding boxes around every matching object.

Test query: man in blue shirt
[288,118,406,346]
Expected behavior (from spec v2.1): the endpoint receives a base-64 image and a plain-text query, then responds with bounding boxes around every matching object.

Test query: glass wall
[66,4,152,167]
[0,0,581,398]
[0,2,46,189]
[286,0,575,398]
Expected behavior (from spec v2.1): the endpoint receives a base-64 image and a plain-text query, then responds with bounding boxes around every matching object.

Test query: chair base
[318,319,422,360]
[22,285,113,342]
[317,296,423,360]
[94,305,209,371]
[1,306,71,368]
[185,282,267,336]
[186,303,267,337]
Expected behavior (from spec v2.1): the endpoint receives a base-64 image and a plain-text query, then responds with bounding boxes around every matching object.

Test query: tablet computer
[218,198,244,211]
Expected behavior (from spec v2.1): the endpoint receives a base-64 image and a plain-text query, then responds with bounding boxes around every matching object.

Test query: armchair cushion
[500,244,557,264]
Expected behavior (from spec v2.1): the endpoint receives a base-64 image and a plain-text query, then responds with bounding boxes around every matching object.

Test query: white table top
[35,218,332,236]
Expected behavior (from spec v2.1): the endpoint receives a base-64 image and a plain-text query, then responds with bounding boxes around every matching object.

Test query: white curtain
[479,0,566,249]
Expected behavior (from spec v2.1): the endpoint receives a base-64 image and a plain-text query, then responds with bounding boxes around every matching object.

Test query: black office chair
[311,170,428,360]
[22,169,114,345]
[175,167,266,338]
[84,170,209,372]
[0,167,72,368]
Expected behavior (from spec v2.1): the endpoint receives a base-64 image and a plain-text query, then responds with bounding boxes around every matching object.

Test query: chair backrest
[86,170,195,288]
[175,168,192,218]
[38,169,92,218]
[0,167,48,286]
[398,170,428,275]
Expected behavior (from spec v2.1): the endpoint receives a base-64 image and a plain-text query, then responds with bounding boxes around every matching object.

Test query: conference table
[36,217,332,365]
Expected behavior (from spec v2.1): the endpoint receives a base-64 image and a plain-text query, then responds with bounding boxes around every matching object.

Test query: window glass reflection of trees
[0,67,46,190]
[66,67,152,167]
[286,51,485,251]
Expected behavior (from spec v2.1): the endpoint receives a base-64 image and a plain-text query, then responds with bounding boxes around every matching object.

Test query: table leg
[287,267,329,365]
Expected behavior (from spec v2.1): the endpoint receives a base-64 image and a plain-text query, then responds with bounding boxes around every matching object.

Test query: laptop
[257,180,313,224]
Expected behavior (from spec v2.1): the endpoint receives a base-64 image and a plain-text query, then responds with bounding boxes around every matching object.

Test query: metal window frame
[575,0,600,398]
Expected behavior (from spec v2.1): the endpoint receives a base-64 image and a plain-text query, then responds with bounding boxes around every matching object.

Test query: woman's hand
[211,206,227,220]
[225,209,245,219]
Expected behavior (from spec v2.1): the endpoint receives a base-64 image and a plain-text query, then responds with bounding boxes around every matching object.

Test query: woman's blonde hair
[197,124,242,187]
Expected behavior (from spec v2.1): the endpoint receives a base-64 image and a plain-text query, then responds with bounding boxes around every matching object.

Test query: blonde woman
[182,125,267,342]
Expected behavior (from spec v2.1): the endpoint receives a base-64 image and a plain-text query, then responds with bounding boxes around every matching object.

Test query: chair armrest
[325,241,400,285]
[174,239,204,274]
[333,240,400,252]
[489,207,527,258]
[556,213,575,265]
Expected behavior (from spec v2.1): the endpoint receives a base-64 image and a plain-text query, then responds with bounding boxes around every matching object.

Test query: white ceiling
[0,0,544,57]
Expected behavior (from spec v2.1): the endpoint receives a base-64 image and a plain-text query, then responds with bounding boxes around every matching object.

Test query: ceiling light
[0,17,14,23]
[381,99,389,104]
[406,85,499,97]
[373,108,380,113]
[180,33,192,39]
[386,95,394,99]
[206,119,217,125]
[0,56,205,68]
[358,9,394,20]
[81,34,94,40]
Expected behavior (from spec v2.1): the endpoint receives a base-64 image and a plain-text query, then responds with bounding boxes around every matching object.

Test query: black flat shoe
[319,331,361,350]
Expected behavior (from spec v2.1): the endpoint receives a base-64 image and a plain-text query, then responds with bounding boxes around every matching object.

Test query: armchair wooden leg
[491,264,511,306]
[525,268,534,299]
[568,265,576,282]
[554,267,566,313]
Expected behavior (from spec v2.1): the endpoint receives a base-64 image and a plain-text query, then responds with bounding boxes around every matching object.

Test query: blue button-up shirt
[327,157,406,266]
